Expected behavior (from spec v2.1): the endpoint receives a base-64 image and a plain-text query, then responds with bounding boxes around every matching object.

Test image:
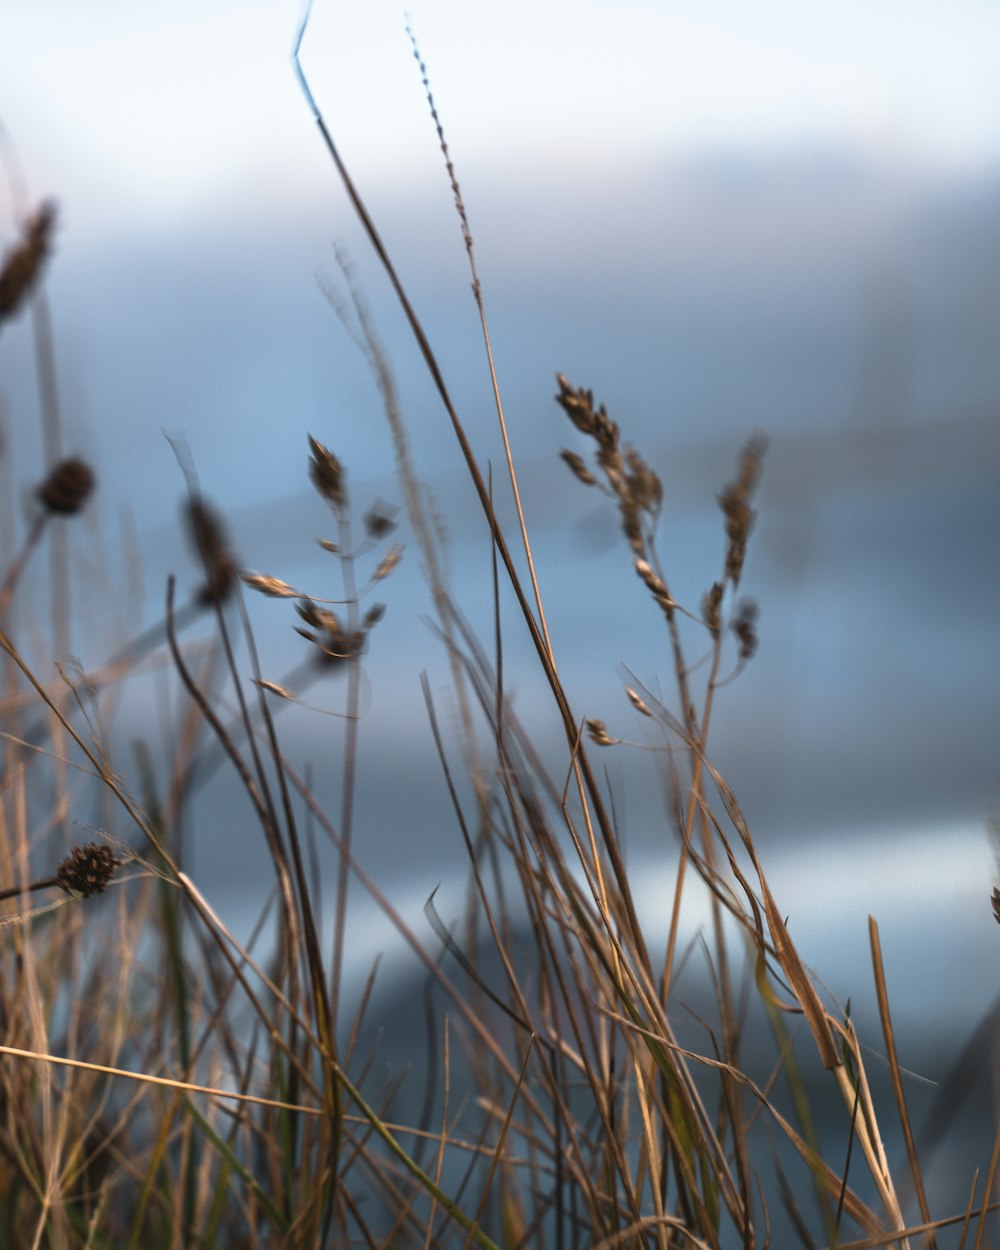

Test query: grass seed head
[719,433,767,585]
[0,200,57,324]
[56,842,120,898]
[731,597,760,661]
[372,543,403,582]
[308,434,347,513]
[363,500,398,540]
[560,449,598,487]
[241,571,299,598]
[37,456,95,515]
[635,557,675,618]
[702,581,724,637]
[555,373,598,436]
[363,602,385,628]
[625,686,652,717]
[586,717,614,746]
[185,497,236,605]
[296,599,366,666]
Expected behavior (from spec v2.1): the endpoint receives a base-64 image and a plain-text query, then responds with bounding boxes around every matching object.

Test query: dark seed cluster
[555,373,662,560]
[295,600,367,667]
[0,201,57,326]
[185,497,237,605]
[37,457,95,516]
[308,435,347,514]
[718,435,767,587]
[557,374,766,693]
[56,843,120,899]
[731,598,760,661]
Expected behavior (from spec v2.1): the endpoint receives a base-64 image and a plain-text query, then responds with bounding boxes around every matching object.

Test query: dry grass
[0,10,995,1248]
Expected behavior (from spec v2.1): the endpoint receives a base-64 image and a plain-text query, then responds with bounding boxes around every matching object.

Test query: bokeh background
[2,0,999,1061]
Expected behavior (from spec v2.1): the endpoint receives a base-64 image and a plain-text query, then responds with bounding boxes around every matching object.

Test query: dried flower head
[363,602,386,628]
[308,435,346,513]
[560,449,598,487]
[296,599,364,666]
[296,600,341,637]
[555,374,618,448]
[731,598,760,662]
[555,374,598,436]
[185,497,237,605]
[623,447,662,517]
[56,843,120,899]
[37,457,95,516]
[719,434,767,586]
[701,582,724,638]
[634,558,675,618]
[372,544,403,582]
[0,201,57,324]
[241,571,299,599]
[557,376,662,557]
[363,500,398,540]
[625,686,653,718]
[586,718,615,747]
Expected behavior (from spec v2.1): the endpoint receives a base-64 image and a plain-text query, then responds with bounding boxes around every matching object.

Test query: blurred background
[1,0,999,1072]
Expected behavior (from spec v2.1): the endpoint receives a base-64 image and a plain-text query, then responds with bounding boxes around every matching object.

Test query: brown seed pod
[56,843,120,898]
[185,497,236,605]
[308,435,346,512]
[0,201,57,324]
[37,457,95,515]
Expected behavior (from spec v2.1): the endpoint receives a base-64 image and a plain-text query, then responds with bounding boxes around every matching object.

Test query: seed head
[586,718,615,747]
[560,449,597,487]
[731,598,760,662]
[57,843,120,899]
[308,435,346,513]
[0,201,57,324]
[185,497,236,605]
[38,457,95,516]
[363,500,398,540]
[702,582,724,638]
[296,600,363,667]
[719,434,767,586]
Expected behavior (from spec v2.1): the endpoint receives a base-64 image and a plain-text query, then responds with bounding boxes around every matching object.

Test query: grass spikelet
[308,433,346,512]
[731,596,760,661]
[362,500,398,540]
[585,716,615,746]
[371,543,403,582]
[55,842,121,898]
[0,199,56,324]
[718,432,768,586]
[625,685,653,717]
[184,495,236,604]
[634,556,675,615]
[241,570,300,598]
[559,448,599,486]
